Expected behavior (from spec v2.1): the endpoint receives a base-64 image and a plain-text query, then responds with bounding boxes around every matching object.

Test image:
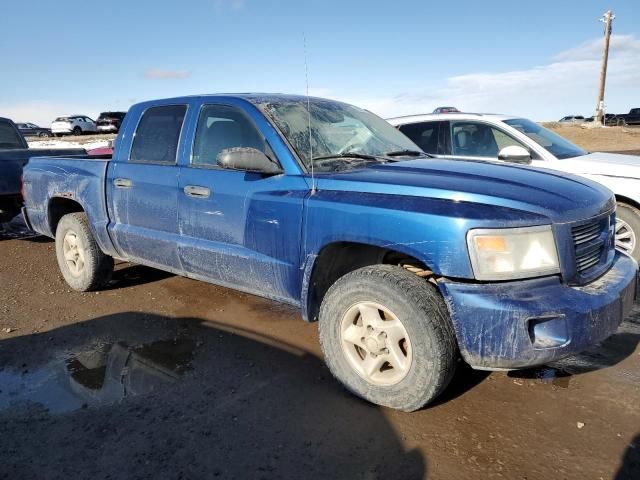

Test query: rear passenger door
[177,102,307,302]
[107,104,187,270]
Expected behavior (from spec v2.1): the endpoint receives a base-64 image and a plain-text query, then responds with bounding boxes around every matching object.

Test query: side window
[192,104,266,167]
[130,105,187,164]
[398,122,440,154]
[450,122,526,158]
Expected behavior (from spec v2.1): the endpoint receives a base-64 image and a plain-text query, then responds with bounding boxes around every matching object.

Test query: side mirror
[498,145,531,164]
[217,147,282,174]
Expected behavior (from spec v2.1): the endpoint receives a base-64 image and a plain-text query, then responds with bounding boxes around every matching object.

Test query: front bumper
[439,252,638,370]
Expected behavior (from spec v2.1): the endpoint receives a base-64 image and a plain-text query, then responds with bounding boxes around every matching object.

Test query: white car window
[450,121,526,158]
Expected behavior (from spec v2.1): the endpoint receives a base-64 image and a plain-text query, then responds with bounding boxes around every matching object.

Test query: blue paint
[21,94,638,370]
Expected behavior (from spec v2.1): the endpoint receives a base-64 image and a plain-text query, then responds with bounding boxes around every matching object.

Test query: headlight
[467,225,560,280]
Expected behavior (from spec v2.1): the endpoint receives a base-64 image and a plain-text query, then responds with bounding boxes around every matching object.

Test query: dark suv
[96,112,127,133]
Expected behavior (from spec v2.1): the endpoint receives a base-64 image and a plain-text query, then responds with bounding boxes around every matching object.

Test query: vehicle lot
[0,223,639,480]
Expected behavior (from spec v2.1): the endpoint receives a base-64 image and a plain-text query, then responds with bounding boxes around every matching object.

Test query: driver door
[178,102,308,302]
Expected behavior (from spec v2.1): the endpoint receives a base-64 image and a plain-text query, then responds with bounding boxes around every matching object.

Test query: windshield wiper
[312,153,381,162]
[385,149,429,157]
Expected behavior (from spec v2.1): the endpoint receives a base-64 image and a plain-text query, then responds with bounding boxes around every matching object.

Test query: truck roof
[131,93,348,109]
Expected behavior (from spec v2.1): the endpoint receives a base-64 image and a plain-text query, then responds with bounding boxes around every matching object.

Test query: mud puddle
[0,338,195,413]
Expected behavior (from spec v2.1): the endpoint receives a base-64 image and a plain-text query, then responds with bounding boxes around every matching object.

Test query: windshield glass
[503,118,586,159]
[0,122,26,149]
[256,98,421,171]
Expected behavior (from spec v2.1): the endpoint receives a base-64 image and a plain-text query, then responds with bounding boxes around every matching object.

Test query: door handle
[113,178,133,188]
[184,185,211,198]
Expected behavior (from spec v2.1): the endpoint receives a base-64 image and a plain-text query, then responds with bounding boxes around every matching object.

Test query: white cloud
[144,68,191,80]
[334,34,640,121]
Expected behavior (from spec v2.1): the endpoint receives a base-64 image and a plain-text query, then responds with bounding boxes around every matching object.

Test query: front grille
[571,213,614,279]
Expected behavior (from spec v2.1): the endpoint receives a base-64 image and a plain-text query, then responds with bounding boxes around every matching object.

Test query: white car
[51,115,97,136]
[388,113,640,261]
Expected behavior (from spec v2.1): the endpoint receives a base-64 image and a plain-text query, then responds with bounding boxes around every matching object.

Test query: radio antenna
[303,33,316,192]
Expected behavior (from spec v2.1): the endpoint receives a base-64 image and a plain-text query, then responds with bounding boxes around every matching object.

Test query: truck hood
[315,157,614,224]
[557,152,640,180]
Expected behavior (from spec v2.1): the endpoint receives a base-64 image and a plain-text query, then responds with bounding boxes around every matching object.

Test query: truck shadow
[108,263,175,289]
[0,312,427,479]
[615,433,640,479]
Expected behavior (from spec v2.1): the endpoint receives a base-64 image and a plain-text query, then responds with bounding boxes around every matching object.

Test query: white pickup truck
[388,113,640,261]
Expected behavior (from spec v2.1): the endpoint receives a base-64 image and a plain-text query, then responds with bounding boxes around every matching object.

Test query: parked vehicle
[584,114,617,125]
[51,115,97,136]
[23,94,637,411]
[15,122,52,138]
[612,108,640,126]
[0,117,84,222]
[96,112,127,133]
[558,115,585,123]
[432,106,460,114]
[388,112,640,261]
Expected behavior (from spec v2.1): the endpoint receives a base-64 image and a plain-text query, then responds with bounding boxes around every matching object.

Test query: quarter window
[130,105,187,164]
[192,104,266,167]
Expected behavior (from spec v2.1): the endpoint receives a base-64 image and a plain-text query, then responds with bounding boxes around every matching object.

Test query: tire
[616,203,640,262]
[319,264,458,411]
[72,126,82,136]
[55,212,113,291]
[617,118,627,127]
[39,131,51,138]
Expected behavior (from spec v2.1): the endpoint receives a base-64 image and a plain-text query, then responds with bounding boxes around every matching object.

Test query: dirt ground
[0,221,638,480]
[544,124,640,154]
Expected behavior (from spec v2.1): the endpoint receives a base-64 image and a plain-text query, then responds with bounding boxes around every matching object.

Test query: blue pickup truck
[0,117,84,222]
[22,94,638,411]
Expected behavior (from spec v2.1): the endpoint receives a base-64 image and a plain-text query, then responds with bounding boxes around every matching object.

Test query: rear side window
[191,104,265,167]
[399,122,440,154]
[130,105,187,164]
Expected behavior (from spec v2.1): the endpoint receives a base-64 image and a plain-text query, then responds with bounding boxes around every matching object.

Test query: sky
[0,0,638,125]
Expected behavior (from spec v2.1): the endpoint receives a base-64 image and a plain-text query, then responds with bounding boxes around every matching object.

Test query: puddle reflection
[0,338,194,413]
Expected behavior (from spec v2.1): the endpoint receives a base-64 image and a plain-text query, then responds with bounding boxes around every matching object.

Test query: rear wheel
[319,265,458,411]
[55,213,113,291]
[616,203,640,261]
[38,131,51,138]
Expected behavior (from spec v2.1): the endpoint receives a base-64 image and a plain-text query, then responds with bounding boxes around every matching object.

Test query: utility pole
[595,10,614,126]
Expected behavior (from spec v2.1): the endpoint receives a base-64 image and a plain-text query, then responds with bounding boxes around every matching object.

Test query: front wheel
[616,203,640,261]
[319,265,458,411]
[55,212,114,291]
[72,126,82,136]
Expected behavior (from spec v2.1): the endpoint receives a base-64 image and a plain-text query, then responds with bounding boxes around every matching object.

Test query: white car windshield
[504,118,586,159]
[257,98,423,171]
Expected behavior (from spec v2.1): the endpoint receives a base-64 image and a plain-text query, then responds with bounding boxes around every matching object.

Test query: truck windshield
[257,98,422,171]
[0,122,26,149]
[503,118,586,159]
